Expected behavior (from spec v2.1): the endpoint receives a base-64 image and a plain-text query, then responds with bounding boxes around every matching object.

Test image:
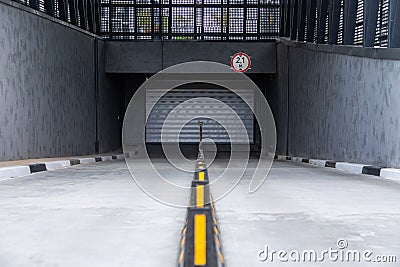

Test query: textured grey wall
[278,41,400,167]
[272,43,289,155]
[0,2,122,161]
[0,1,96,160]
[105,41,277,73]
[97,41,124,153]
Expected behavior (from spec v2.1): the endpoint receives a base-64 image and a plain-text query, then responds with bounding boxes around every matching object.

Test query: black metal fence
[13,0,100,34]
[12,0,400,47]
[280,0,400,48]
[99,0,280,40]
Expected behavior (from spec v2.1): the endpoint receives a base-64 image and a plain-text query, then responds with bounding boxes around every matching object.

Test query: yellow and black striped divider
[177,160,225,267]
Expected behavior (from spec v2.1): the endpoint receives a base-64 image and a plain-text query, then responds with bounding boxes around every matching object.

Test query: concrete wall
[105,41,277,73]
[97,41,124,153]
[271,44,289,155]
[0,1,121,161]
[278,39,400,167]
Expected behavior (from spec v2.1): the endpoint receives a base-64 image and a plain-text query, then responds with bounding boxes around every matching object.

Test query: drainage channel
[177,160,225,267]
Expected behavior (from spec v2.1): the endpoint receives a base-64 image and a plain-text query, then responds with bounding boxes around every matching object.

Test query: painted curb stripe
[362,166,381,176]
[29,163,46,173]
[0,155,125,181]
[325,161,336,168]
[69,159,80,166]
[275,155,399,181]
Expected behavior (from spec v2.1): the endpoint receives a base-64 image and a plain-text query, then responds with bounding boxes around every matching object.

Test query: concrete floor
[0,160,186,267]
[0,159,399,266]
[211,160,400,267]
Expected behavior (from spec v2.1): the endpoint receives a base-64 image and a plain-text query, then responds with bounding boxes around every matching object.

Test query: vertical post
[316,0,329,43]
[168,0,172,40]
[257,0,260,40]
[343,0,358,45]
[297,0,307,41]
[68,0,78,26]
[284,0,291,37]
[198,121,204,159]
[363,0,379,47]
[198,121,203,142]
[109,0,114,39]
[243,0,247,40]
[280,0,286,36]
[151,0,155,40]
[306,0,317,42]
[227,0,230,40]
[94,0,101,34]
[58,0,67,21]
[290,0,299,40]
[29,0,40,10]
[388,0,400,48]
[87,0,94,32]
[159,0,163,40]
[78,0,88,30]
[44,0,55,16]
[328,0,341,44]
[194,0,198,39]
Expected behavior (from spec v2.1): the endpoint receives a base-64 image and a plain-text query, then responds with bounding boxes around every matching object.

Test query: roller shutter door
[146,84,254,143]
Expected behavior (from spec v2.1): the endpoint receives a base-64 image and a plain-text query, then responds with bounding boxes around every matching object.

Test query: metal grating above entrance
[100,0,280,40]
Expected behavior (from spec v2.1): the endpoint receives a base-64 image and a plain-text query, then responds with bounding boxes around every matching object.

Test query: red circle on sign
[230,52,251,73]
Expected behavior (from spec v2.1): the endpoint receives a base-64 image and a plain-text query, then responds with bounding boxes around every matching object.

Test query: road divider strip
[178,160,225,267]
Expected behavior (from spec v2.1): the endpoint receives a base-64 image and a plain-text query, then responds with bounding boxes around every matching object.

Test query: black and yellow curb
[177,160,225,267]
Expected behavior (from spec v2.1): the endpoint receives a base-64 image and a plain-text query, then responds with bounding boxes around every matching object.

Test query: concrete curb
[380,168,400,182]
[45,160,71,171]
[0,166,31,181]
[275,155,400,182]
[0,154,125,181]
[79,158,96,164]
[335,162,365,174]
[309,159,327,167]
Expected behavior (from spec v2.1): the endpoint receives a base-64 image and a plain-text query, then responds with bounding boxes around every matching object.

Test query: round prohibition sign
[230,52,251,72]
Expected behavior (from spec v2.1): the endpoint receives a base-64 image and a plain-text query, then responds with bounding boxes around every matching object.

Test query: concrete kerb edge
[275,154,398,183]
[0,154,126,181]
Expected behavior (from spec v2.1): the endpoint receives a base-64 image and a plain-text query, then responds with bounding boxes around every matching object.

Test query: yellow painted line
[219,251,225,264]
[214,226,219,235]
[199,171,205,181]
[196,185,204,208]
[194,214,207,266]
[181,236,185,247]
[178,250,184,263]
[216,236,221,247]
